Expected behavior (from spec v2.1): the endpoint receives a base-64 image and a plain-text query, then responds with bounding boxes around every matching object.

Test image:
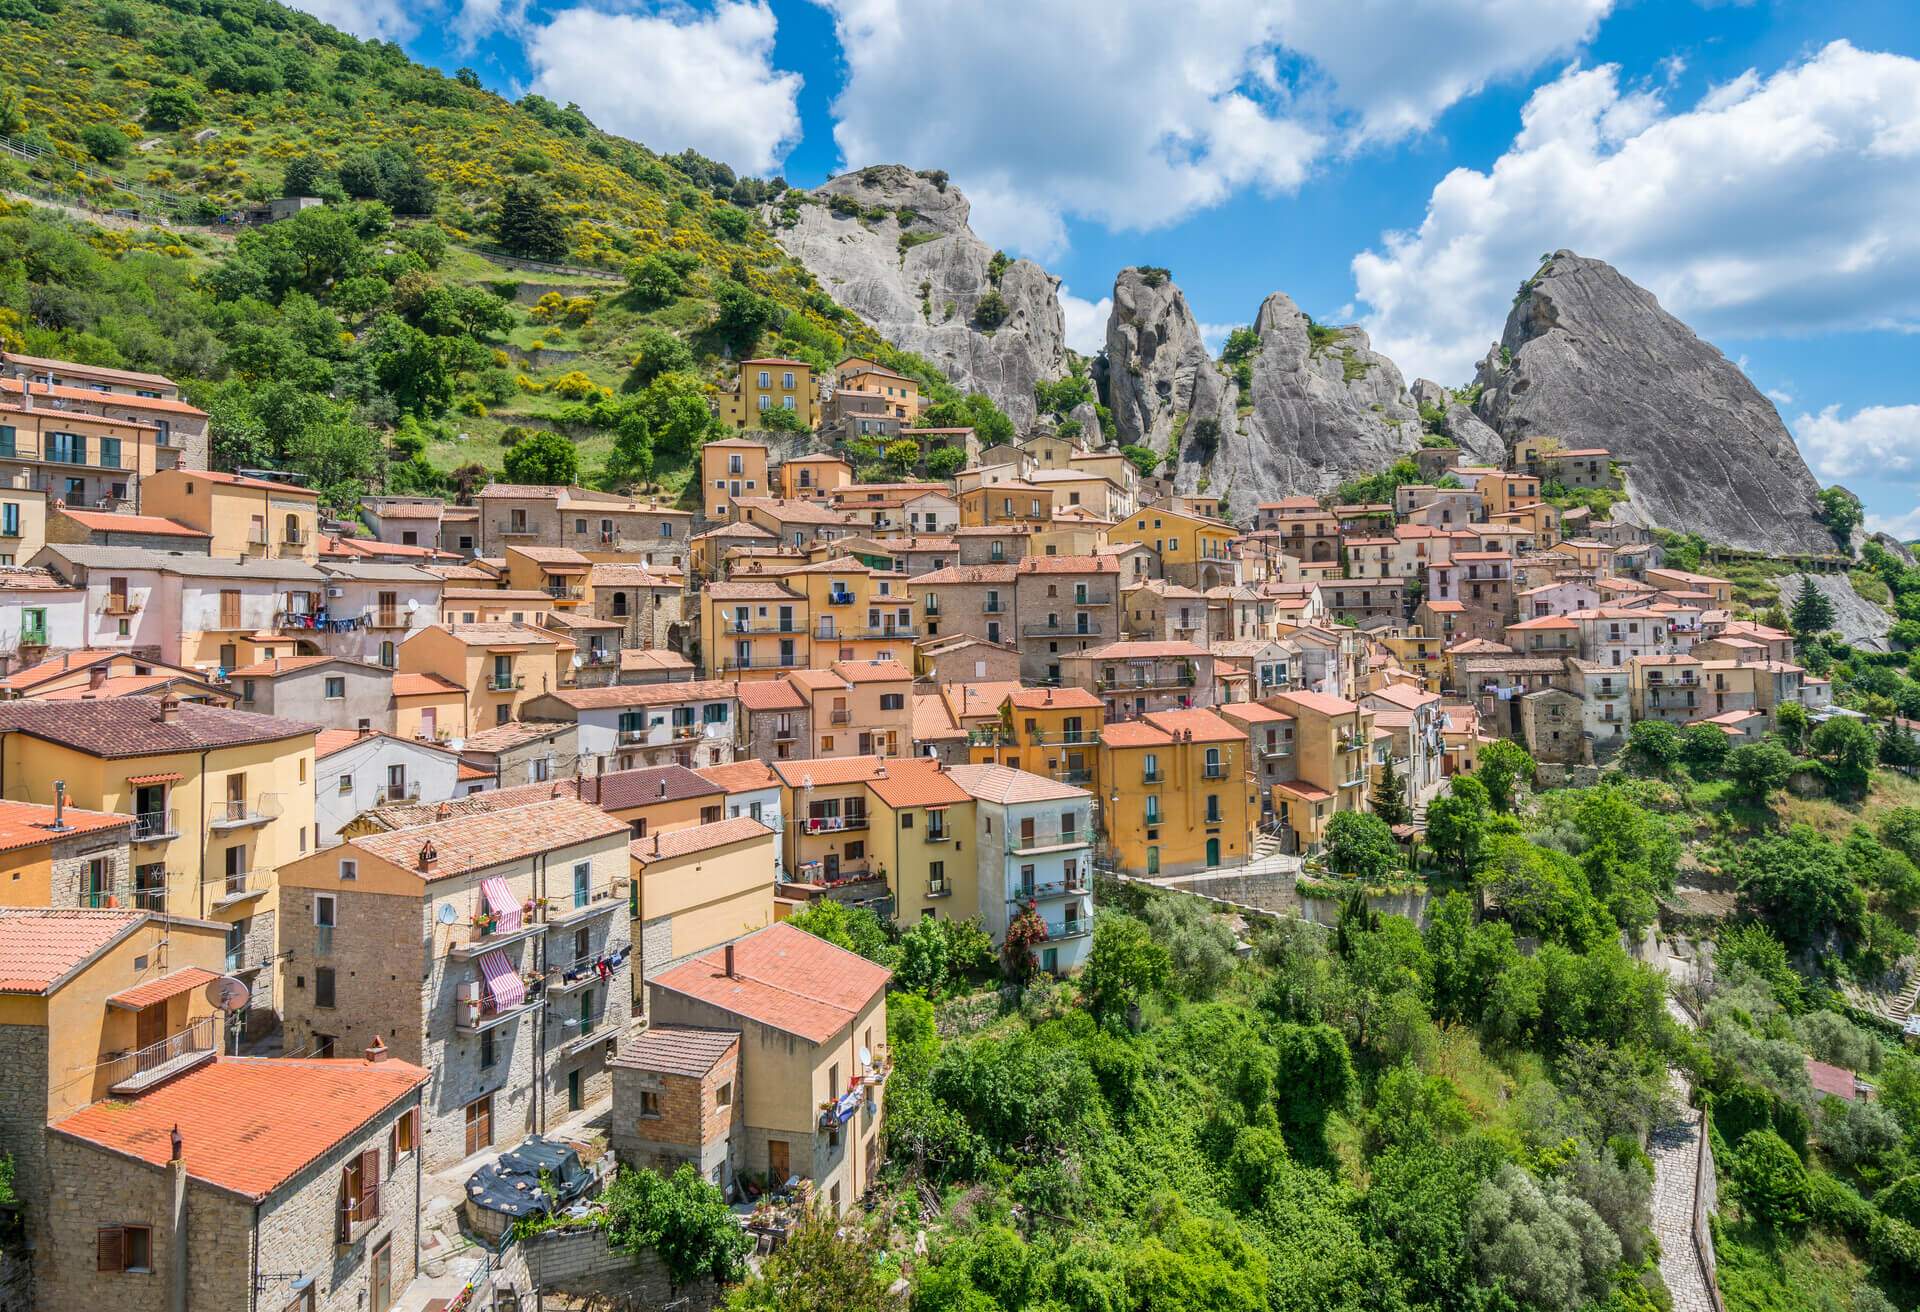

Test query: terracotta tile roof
[0,700,316,758]
[783,452,852,465]
[785,668,849,693]
[457,762,491,781]
[348,797,629,881]
[1366,683,1441,710]
[1076,640,1208,660]
[52,1056,427,1200]
[735,679,806,711]
[314,729,364,758]
[943,681,1026,720]
[391,672,464,697]
[704,579,802,601]
[589,563,680,588]
[438,622,564,647]
[610,1025,740,1077]
[1804,1057,1858,1102]
[36,674,226,702]
[536,679,736,711]
[107,966,221,1011]
[58,509,210,538]
[911,563,1018,585]
[0,374,204,416]
[631,815,771,862]
[695,759,780,793]
[540,611,621,631]
[582,765,724,811]
[458,721,569,753]
[692,522,778,541]
[0,649,120,691]
[0,800,133,853]
[867,757,971,808]
[911,694,964,742]
[1015,554,1117,575]
[942,763,1089,804]
[0,908,143,992]
[364,501,447,520]
[1423,600,1467,613]
[650,923,889,1044]
[0,565,78,593]
[225,655,345,678]
[181,469,319,496]
[1144,708,1244,744]
[831,659,911,684]
[620,649,696,674]
[734,497,856,526]
[1271,689,1362,717]
[359,779,584,830]
[1218,702,1293,725]
[770,755,889,788]
[443,588,552,603]
[1271,779,1335,802]
[506,545,593,566]
[1006,686,1102,710]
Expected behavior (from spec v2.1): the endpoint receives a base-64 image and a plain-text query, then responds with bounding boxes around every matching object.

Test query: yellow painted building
[958,481,1054,528]
[700,578,809,678]
[0,486,46,565]
[579,764,728,838]
[789,661,914,758]
[834,358,922,421]
[719,358,818,430]
[776,453,854,500]
[1098,707,1256,877]
[396,623,573,734]
[700,439,771,521]
[770,755,890,899]
[0,698,317,1025]
[1265,689,1374,854]
[630,816,778,983]
[502,544,592,611]
[780,558,915,667]
[0,402,158,516]
[1380,630,1445,692]
[392,672,467,743]
[965,686,1105,794]
[1106,504,1238,589]
[141,468,320,561]
[867,758,977,924]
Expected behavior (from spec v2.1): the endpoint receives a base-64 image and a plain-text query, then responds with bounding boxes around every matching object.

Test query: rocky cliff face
[1473,251,1831,554]
[1410,378,1506,468]
[1105,268,1232,454]
[772,165,1067,427]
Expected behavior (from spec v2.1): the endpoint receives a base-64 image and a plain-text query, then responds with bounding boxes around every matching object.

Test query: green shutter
[0,426,13,457]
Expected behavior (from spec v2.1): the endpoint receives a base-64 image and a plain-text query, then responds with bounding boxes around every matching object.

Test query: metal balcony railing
[1027,729,1099,746]
[1013,876,1090,902]
[802,814,868,834]
[104,1014,218,1094]
[1053,767,1093,785]
[1007,828,1088,855]
[1024,621,1103,638]
[132,809,178,842]
[204,868,271,906]
[100,595,142,616]
[544,584,585,601]
[375,783,422,804]
[1202,764,1229,779]
[830,709,851,724]
[1042,917,1091,940]
[209,794,280,830]
[488,674,526,691]
[132,883,168,913]
[721,618,799,634]
[366,609,407,628]
[926,877,951,897]
[18,627,47,647]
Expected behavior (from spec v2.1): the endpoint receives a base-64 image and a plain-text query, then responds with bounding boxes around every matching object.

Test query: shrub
[1323,811,1400,882]
[1731,1129,1811,1228]
[79,122,129,163]
[972,289,1009,329]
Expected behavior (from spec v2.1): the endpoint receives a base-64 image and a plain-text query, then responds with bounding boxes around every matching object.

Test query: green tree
[1682,721,1731,771]
[1120,444,1162,478]
[786,899,897,966]
[894,916,954,998]
[143,86,200,129]
[626,250,696,305]
[972,289,1009,328]
[635,372,717,465]
[600,1164,750,1292]
[1730,825,1866,952]
[712,279,779,356]
[1371,757,1411,825]
[492,180,569,261]
[1426,775,1490,881]
[728,1206,903,1311]
[924,446,966,480]
[1880,805,1920,864]
[1816,486,1864,546]
[1270,1023,1355,1128]
[1081,913,1170,1020]
[1731,1129,1810,1229]
[1789,575,1836,636]
[79,123,129,163]
[883,438,921,477]
[1475,739,1534,812]
[1725,740,1796,801]
[626,327,694,388]
[919,392,1014,447]
[281,154,327,197]
[1881,718,1920,770]
[1467,1164,1621,1311]
[1775,700,1810,753]
[603,410,654,489]
[501,430,578,485]
[1323,811,1401,881]
[1626,719,1684,776]
[1811,716,1876,799]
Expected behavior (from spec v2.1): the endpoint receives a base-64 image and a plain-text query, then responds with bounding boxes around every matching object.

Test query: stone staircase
[1252,830,1284,860]
[1891,971,1920,1031]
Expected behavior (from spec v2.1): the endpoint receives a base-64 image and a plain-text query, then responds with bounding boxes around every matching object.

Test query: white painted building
[0,568,84,669]
[315,729,465,846]
[317,562,444,667]
[944,764,1095,973]
[518,679,740,773]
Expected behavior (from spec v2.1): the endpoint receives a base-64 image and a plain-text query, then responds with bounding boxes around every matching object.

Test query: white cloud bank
[1794,401,1920,519]
[525,3,802,175]
[284,0,419,41]
[814,0,1613,257]
[1353,41,1920,384]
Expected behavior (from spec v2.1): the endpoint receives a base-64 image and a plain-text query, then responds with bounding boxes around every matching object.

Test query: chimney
[169,1125,182,1162]
[157,693,180,724]
[88,666,106,691]
[50,780,67,831]
[416,840,438,872]
[364,1035,389,1063]
[723,943,735,978]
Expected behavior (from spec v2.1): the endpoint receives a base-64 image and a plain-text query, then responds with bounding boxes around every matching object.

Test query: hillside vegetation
[0,0,982,506]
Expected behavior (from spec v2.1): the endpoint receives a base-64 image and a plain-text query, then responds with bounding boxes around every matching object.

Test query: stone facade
[234,663,396,734]
[47,831,134,909]
[39,1091,421,1312]
[0,1025,50,1247]
[741,705,810,767]
[521,1228,721,1310]
[609,1040,740,1184]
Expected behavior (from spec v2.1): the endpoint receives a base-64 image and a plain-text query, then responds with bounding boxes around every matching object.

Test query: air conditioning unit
[326,587,345,598]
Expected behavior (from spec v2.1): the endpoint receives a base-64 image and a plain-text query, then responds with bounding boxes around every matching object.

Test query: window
[573,862,590,909]
[0,504,16,538]
[336,1146,381,1241]
[314,894,336,927]
[480,1029,496,1069]
[315,966,336,1008]
[339,859,358,881]
[97,1224,153,1273]
[324,677,345,700]
[900,811,914,830]
[879,693,904,711]
[336,774,354,795]
[392,1107,418,1157]
[716,1081,733,1108]
[640,1090,662,1118]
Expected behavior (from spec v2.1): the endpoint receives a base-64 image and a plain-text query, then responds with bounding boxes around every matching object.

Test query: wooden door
[464,1094,492,1156]
[768,1139,789,1183]
[135,1003,165,1052]
[370,1239,392,1312]
[219,589,241,630]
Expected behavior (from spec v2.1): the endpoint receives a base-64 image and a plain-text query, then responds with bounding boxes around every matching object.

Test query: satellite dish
[204,975,251,1013]
[436,903,459,926]
[406,598,419,613]
[571,653,584,669]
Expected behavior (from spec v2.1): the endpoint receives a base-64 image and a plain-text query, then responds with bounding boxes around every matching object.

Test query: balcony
[801,814,868,834]
[1013,877,1090,902]
[826,591,856,606]
[105,1015,218,1095]
[18,627,46,649]
[721,618,799,634]
[923,823,954,844]
[617,727,653,746]
[830,709,851,725]
[488,674,526,692]
[926,877,952,898]
[99,595,142,616]
[719,656,801,672]
[1097,668,1195,691]
[1023,621,1104,638]
[374,783,422,805]
[1202,764,1229,779]
[983,600,1005,614]
[131,809,178,843]
[204,868,271,908]
[542,885,624,926]
[455,993,539,1035]
[1007,829,1089,857]
[365,609,408,629]
[1028,729,1099,746]
[1053,767,1093,785]
[502,522,536,537]
[544,583,586,601]
[922,602,941,617]
[772,724,798,742]
[1041,917,1092,941]
[131,883,168,913]
[1142,770,1164,784]
[283,526,309,546]
[1259,743,1294,759]
[209,794,280,831]
[448,917,543,959]
[966,727,1013,747]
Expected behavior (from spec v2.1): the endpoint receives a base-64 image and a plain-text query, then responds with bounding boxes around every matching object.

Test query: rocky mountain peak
[773,165,1068,427]
[1473,251,1832,554]
[1105,267,1229,456]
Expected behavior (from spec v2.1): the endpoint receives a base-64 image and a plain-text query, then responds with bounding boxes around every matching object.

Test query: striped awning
[478,950,525,1011]
[480,876,522,932]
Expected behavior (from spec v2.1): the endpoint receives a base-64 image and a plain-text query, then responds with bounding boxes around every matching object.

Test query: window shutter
[359,1147,381,1222]
[336,1167,354,1242]
[97,1225,125,1272]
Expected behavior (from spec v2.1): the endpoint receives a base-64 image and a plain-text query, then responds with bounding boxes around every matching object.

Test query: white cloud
[451,0,527,46]
[1352,41,1920,383]
[1867,506,1920,541]
[525,3,802,175]
[283,0,418,41]
[1793,402,1920,488]
[1058,287,1112,357]
[815,1,1613,257]
[1766,388,1794,406]
[1198,322,1239,355]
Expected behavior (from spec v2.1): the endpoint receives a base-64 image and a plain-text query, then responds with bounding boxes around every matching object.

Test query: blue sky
[300,0,1920,535]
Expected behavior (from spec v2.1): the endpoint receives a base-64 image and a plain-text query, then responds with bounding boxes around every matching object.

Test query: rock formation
[1473,251,1832,555]
[1410,378,1506,468]
[1105,268,1232,454]
[1781,572,1892,653]
[771,165,1067,427]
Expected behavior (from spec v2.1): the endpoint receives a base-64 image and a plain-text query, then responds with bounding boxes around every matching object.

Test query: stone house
[229,655,396,732]
[476,484,692,567]
[278,797,634,1170]
[643,922,889,1214]
[1013,554,1121,684]
[588,562,684,653]
[45,506,212,554]
[610,1026,743,1188]
[913,633,1022,686]
[1061,639,1214,720]
[41,1054,427,1312]
[907,562,1018,647]
[455,721,578,790]
[1519,687,1586,765]
[735,677,810,766]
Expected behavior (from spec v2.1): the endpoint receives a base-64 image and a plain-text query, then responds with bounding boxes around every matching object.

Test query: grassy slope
[0,0,899,488]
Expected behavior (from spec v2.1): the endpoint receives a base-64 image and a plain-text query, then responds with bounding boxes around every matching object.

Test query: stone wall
[609,1043,738,1185]
[47,834,133,910]
[39,1138,233,1312]
[281,883,429,1067]
[0,1027,48,1249]
[522,1226,722,1310]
